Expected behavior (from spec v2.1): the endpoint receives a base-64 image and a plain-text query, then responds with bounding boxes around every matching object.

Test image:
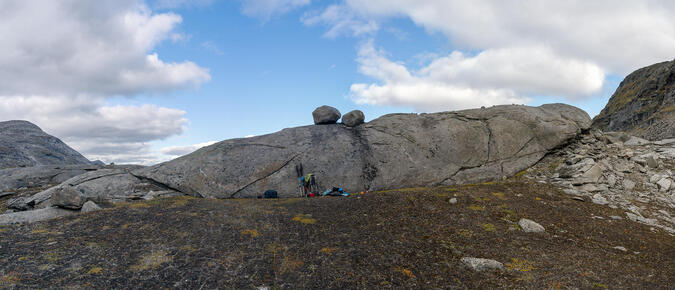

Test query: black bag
[264,190,278,198]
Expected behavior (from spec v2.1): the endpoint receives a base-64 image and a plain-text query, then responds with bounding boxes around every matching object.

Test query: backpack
[264,190,278,198]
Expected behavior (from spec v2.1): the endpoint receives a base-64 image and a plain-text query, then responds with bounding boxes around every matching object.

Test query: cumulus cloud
[0,0,210,97]
[240,0,311,20]
[0,0,210,164]
[344,0,675,73]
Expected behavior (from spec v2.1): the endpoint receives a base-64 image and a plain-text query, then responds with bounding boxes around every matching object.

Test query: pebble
[460,257,504,271]
[448,198,458,204]
[518,218,546,233]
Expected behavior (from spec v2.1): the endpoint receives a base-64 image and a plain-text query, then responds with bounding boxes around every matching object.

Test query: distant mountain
[592,59,675,140]
[0,120,90,169]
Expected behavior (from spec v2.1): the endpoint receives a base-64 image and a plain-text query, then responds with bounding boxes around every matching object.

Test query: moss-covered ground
[0,177,673,289]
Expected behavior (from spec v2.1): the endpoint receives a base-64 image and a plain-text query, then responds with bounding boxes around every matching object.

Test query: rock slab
[519,218,545,233]
[460,257,504,271]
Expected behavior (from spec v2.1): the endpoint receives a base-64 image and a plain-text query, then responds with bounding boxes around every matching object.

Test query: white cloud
[302,5,378,38]
[0,1,210,164]
[151,0,214,10]
[240,0,311,20]
[343,0,675,74]
[351,42,605,112]
[159,141,217,158]
[0,0,210,97]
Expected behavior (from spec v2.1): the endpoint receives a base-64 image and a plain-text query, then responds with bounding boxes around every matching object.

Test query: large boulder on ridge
[342,110,365,127]
[131,103,589,198]
[592,59,675,140]
[0,120,91,169]
[312,106,341,124]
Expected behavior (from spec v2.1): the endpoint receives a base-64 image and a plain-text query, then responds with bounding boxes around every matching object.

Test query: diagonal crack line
[229,153,300,198]
[129,173,199,198]
[511,136,536,158]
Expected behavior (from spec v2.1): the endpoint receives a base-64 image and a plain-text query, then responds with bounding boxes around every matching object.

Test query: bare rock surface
[518,218,546,233]
[460,257,504,271]
[132,104,590,198]
[525,130,675,234]
[0,207,75,225]
[0,120,91,169]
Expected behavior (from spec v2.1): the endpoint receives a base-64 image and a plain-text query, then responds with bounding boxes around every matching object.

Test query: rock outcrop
[0,120,91,169]
[125,103,590,199]
[524,131,675,234]
[592,59,675,140]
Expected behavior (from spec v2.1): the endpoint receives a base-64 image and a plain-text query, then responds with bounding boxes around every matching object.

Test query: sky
[1,0,674,165]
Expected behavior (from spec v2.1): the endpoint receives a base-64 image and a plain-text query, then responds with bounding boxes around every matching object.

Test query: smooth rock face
[460,257,504,271]
[0,120,91,169]
[342,110,365,127]
[519,218,545,233]
[0,207,74,225]
[0,165,99,193]
[592,59,675,140]
[51,186,85,209]
[133,104,590,198]
[312,106,341,125]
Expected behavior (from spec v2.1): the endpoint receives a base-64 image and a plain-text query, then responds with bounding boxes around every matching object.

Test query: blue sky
[1,0,673,164]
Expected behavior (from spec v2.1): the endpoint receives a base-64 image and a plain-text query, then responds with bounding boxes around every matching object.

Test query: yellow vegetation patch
[17,256,29,261]
[592,282,609,289]
[101,226,111,230]
[292,214,316,224]
[456,229,474,238]
[468,205,485,211]
[435,193,449,198]
[492,192,506,199]
[535,197,543,201]
[319,247,338,255]
[241,229,260,237]
[281,256,304,274]
[482,223,496,232]
[0,273,19,286]
[87,267,103,275]
[505,258,536,272]
[43,251,62,263]
[396,267,416,279]
[0,228,7,233]
[130,250,173,272]
[30,228,48,234]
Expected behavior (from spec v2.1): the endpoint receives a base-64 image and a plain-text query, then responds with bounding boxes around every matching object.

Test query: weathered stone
[622,179,636,191]
[81,201,102,213]
[132,104,590,198]
[579,164,603,184]
[592,194,609,205]
[0,120,91,169]
[7,197,29,211]
[312,106,341,125]
[0,207,75,225]
[460,257,504,271]
[448,198,458,204]
[656,178,672,192]
[519,218,545,233]
[51,186,85,209]
[646,156,659,168]
[624,136,651,146]
[342,110,365,127]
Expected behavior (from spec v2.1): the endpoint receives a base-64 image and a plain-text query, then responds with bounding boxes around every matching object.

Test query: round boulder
[342,110,365,127]
[52,186,85,210]
[312,106,341,125]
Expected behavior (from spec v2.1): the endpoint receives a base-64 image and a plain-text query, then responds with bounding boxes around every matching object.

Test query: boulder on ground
[0,207,75,225]
[519,218,545,233]
[460,257,504,271]
[342,110,365,127]
[312,106,341,124]
[52,186,85,209]
[81,201,102,213]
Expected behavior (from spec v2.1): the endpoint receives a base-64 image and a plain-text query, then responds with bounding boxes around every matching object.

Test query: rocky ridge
[0,120,91,169]
[592,59,675,140]
[524,131,675,234]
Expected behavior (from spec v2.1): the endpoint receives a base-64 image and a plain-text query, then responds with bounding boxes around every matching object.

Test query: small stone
[613,246,627,252]
[656,178,672,192]
[622,179,636,191]
[609,215,623,220]
[645,156,658,168]
[571,196,585,202]
[518,218,545,233]
[460,257,504,271]
[448,198,458,204]
[81,201,102,213]
[591,194,609,205]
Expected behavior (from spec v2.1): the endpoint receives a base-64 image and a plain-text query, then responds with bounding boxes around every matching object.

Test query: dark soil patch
[1,179,673,289]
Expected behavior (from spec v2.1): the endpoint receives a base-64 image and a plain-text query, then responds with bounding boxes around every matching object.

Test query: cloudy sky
[1,0,674,164]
